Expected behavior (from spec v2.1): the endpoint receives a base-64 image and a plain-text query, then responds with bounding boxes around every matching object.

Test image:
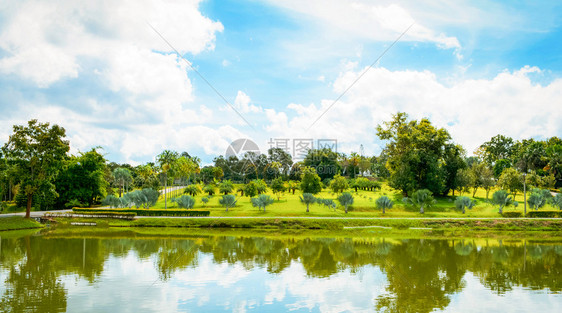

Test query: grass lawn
[152,183,558,218]
[0,216,43,231]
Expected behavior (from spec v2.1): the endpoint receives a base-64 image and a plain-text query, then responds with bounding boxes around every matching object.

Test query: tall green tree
[476,134,515,165]
[376,112,451,195]
[300,166,322,194]
[113,167,132,197]
[498,167,523,196]
[55,148,108,208]
[303,148,341,181]
[157,150,179,210]
[2,120,69,217]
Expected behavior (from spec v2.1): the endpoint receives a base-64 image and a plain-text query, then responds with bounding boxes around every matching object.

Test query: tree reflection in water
[0,232,561,312]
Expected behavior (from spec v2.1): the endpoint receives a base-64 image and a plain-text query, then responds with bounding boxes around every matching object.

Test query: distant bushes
[72,208,210,217]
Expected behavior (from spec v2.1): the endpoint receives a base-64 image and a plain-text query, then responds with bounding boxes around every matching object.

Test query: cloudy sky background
[1,0,561,165]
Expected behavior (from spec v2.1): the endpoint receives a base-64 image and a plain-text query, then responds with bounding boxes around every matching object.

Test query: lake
[0,229,561,312]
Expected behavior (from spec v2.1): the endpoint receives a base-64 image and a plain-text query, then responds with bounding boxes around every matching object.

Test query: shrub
[502,212,522,218]
[72,208,210,216]
[527,211,561,218]
[172,195,196,209]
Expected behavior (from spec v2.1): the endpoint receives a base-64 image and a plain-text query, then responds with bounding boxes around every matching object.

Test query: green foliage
[403,189,435,214]
[55,148,108,208]
[498,167,522,195]
[2,119,70,217]
[184,184,201,196]
[219,194,237,212]
[493,159,511,178]
[337,192,354,213]
[113,167,133,196]
[73,207,210,216]
[527,211,561,218]
[253,179,268,194]
[552,193,562,210]
[376,112,452,195]
[492,190,513,214]
[303,148,340,181]
[316,198,336,211]
[502,211,522,218]
[375,196,393,214]
[201,197,209,206]
[172,195,196,209]
[203,184,216,196]
[300,166,322,194]
[329,174,349,194]
[244,181,258,197]
[526,188,551,211]
[478,134,515,165]
[454,196,475,214]
[251,194,274,212]
[218,180,234,195]
[270,177,286,200]
[299,193,316,212]
[453,168,472,196]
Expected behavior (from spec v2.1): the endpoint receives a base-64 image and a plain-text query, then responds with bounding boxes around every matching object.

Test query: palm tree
[157,150,179,210]
[492,190,512,214]
[552,193,562,210]
[404,189,435,214]
[300,193,316,213]
[172,195,195,209]
[219,194,237,212]
[251,194,274,212]
[454,196,475,214]
[337,192,354,213]
[376,196,393,214]
[219,180,234,195]
[113,167,132,197]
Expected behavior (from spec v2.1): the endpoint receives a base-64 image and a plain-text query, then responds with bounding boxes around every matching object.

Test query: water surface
[0,230,561,312]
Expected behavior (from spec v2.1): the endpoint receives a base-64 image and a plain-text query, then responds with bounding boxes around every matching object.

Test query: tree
[253,179,267,194]
[270,177,286,200]
[300,166,322,194]
[172,195,195,209]
[251,194,274,212]
[219,194,237,212]
[329,174,349,194]
[243,181,258,198]
[527,188,551,211]
[404,189,435,214]
[498,167,523,196]
[468,162,487,197]
[480,166,495,199]
[492,190,512,214]
[454,196,475,214]
[267,148,293,178]
[2,120,70,218]
[54,148,108,208]
[203,184,215,196]
[174,156,199,185]
[477,134,515,165]
[184,184,201,196]
[157,150,179,210]
[113,168,132,197]
[454,168,472,196]
[218,180,234,195]
[303,148,341,181]
[376,113,451,195]
[376,196,393,214]
[552,193,562,210]
[337,192,354,213]
[287,180,299,195]
[493,159,511,179]
[300,193,316,213]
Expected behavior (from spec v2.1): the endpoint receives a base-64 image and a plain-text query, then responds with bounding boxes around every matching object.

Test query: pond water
[0,229,561,312]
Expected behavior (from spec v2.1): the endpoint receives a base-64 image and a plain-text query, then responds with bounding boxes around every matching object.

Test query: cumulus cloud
[263,65,562,156]
[0,0,239,163]
[234,91,261,113]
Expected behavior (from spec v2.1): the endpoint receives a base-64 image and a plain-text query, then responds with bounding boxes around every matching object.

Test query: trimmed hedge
[527,211,561,218]
[502,212,522,218]
[72,208,210,217]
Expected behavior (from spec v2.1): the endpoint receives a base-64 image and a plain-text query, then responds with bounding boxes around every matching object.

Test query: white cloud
[264,65,562,156]
[266,0,460,52]
[234,90,262,113]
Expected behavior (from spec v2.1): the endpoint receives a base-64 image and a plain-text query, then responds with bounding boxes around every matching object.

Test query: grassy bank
[0,216,44,231]
[50,216,562,232]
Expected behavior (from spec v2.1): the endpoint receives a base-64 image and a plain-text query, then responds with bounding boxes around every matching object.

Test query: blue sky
[1,0,561,165]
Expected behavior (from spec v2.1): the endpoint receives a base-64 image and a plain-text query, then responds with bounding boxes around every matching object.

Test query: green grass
[152,183,558,218]
[0,216,44,231]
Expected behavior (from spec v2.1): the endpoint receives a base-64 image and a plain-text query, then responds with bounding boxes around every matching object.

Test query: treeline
[1,114,561,215]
